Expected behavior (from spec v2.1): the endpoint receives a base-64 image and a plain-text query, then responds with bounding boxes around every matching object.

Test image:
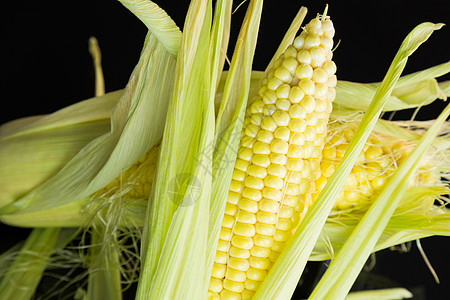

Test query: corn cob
[316,118,441,211]
[206,14,336,300]
[93,142,159,200]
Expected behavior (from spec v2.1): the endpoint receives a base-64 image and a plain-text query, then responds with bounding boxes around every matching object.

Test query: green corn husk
[346,288,413,300]
[136,0,215,298]
[333,61,450,112]
[0,228,60,300]
[0,92,118,210]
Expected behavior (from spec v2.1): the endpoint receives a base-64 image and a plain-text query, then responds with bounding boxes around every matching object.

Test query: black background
[2,0,450,299]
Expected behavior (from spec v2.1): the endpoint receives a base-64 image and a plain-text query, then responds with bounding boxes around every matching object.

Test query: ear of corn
[308,22,447,300]
[311,102,450,300]
[207,11,337,299]
[255,21,444,300]
[319,114,447,210]
[206,0,263,289]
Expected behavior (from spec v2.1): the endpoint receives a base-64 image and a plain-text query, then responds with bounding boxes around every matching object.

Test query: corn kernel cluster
[94,144,159,200]
[207,14,336,300]
[316,121,439,210]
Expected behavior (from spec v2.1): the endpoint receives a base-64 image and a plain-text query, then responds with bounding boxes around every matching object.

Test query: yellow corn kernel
[249,256,271,270]
[256,211,277,224]
[253,234,274,248]
[255,223,276,236]
[274,229,291,242]
[244,279,261,291]
[242,290,255,300]
[262,188,283,202]
[211,263,227,279]
[246,267,267,281]
[259,199,280,213]
[268,251,281,263]
[231,236,253,250]
[228,257,250,272]
[233,223,256,237]
[225,203,237,216]
[275,218,293,231]
[215,251,228,264]
[229,246,250,259]
[220,227,232,241]
[222,215,235,229]
[209,278,223,293]
[241,188,262,201]
[264,175,284,190]
[207,291,220,300]
[236,210,257,224]
[271,241,286,252]
[217,240,230,252]
[220,289,241,300]
[238,198,259,213]
[226,268,247,283]
[250,246,271,258]
[247,165,267,179]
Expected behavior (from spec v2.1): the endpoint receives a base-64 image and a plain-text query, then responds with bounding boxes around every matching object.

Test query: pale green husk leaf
[86,226,122,300]
[346,288,413,300]
[118,0,182,56]
[334,61,450,112]
[136,1,214,298]
[0,228,60,300]
[0,91,119,209]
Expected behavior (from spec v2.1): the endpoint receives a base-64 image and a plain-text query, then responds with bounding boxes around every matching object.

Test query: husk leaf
[0,228,60,300]
[334,61,450,112]
[118,0,182,57]
[136,1,214,298]
[346,288,413,300]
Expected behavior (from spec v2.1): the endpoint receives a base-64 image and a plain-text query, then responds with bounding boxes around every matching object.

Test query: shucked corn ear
[207,14,336,299]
